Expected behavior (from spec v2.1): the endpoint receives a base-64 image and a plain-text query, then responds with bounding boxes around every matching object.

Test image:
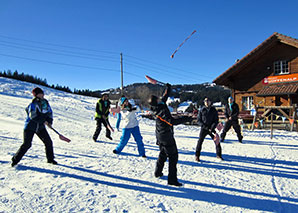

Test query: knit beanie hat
[32,87,44,96]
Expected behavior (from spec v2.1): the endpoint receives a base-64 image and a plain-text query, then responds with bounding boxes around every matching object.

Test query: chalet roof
[257,83,298,97]
[213,33,298,86]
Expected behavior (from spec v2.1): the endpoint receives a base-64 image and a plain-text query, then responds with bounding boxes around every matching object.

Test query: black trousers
[220,119,242,141]
[12,129,55,164]
[196,128,222,158]
[93,118,111,140]
[155,141,178,183]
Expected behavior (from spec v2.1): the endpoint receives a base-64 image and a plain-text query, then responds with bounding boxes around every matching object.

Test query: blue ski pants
[115,126,145,156]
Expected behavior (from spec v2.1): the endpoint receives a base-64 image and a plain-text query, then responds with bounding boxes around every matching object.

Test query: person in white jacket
[110,97,146,157]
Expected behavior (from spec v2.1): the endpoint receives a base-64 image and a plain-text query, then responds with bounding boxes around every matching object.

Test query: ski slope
[1,77,298,212]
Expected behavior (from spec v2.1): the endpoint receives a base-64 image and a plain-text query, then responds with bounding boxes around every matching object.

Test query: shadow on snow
[15,164,298,212]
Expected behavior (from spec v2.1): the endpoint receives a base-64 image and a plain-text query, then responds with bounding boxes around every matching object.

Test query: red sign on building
[263,73,298,84]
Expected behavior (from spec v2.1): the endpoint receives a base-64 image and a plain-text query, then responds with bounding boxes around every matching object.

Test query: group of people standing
[11,84,243,187]
[195,96,243,162]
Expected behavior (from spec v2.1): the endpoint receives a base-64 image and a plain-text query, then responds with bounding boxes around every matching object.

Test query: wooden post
[120,53,123,96]
[251,107,257,131]
[270,112,273,139]
[290,110,296,131]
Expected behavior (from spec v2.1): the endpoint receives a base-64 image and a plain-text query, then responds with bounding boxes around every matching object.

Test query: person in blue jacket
[115,101,121,131]
[11,87,57,167]
[110,96,146,157]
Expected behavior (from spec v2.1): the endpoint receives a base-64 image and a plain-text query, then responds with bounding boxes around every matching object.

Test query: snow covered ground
[1,77,298,212]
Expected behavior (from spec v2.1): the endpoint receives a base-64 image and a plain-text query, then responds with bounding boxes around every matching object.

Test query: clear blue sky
[0,0,297,91]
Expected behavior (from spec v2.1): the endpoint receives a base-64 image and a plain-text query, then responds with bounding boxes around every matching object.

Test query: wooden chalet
[213,32,298,129]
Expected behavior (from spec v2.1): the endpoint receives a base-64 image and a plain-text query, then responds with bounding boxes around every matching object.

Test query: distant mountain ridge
[103,82,231,107]
[0,70,230,107]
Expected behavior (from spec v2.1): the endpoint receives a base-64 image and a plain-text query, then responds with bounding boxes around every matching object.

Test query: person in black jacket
[148,83,191,187]
[220,96,243,143]
[11,87,57,167]
[196,97,222,162]
[93,92,112,141]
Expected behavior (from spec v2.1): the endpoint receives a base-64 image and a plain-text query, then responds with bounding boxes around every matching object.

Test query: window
[242,96,253,110]
[274,60,289,75]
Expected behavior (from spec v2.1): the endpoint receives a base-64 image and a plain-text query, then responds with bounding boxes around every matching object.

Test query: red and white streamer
[171,30,197,59]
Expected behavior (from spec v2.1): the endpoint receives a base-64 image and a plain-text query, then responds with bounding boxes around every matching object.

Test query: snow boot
[48,159,58,165]
[154,172,163,178]
[216,156,224,161]
[11,161,18,167]
[168,181,183,187]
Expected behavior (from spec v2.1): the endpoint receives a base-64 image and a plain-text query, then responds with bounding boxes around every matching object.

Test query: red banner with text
[263,73,298,84]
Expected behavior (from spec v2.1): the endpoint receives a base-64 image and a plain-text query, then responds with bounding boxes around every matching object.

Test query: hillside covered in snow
[1,77,298,212]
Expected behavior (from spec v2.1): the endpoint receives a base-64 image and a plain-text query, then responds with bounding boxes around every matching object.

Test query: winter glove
[45,121,52,128]
[128,106,137,112]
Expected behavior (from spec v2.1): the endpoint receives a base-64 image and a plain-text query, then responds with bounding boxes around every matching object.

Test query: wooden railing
[250,105,298,136]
